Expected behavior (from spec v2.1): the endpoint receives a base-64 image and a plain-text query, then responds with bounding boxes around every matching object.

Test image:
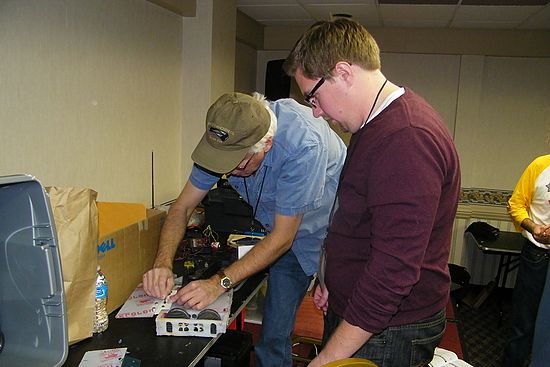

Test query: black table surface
[63,271,267,367]
[469,230,524,254]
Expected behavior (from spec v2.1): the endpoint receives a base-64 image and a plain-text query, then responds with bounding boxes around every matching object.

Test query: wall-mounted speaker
[265,59,290,100]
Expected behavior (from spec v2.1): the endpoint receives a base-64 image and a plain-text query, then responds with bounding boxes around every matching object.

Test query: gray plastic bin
[0,174,68,366]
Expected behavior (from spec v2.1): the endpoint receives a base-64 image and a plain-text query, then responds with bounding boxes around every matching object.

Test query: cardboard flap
[97,202,147,237]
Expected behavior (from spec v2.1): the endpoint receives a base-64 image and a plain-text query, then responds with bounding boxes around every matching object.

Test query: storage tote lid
[0,174,68,367]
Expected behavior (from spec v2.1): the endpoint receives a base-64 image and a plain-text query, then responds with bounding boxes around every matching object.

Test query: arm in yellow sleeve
[508,160,538,231]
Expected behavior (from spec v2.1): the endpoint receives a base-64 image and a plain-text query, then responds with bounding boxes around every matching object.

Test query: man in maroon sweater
[283,19,460,367]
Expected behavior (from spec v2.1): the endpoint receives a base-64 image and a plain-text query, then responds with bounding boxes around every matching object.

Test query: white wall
[382,53,550,190]
[180,0,237,183]
[457,56,550,189]
[0,0,183,205]
[257,51,550,192]
[180,0,214,185]
[235,41,258,94]
[382,53,460,137]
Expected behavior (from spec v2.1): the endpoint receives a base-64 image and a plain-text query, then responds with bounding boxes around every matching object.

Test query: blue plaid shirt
[190,98,345,275]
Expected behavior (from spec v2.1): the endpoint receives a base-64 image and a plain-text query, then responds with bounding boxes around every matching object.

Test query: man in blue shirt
[143,92,346,367]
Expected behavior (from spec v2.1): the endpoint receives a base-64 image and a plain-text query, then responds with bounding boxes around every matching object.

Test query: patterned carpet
[455,286,515,367]
[246,286,518,367]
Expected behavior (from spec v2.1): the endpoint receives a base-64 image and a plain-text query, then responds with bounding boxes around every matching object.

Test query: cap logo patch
[209,127,229,142]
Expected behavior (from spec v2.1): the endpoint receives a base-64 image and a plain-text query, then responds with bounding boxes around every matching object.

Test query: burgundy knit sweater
[325,88,461,333]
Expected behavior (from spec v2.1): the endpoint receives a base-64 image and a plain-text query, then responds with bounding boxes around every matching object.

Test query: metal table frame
[464,230,524,324]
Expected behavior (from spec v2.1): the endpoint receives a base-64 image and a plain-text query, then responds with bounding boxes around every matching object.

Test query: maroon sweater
[325,88,460,333]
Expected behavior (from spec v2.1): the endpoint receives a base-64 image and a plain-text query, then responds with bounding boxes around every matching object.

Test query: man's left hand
[170,278,224,310]
[313,283,329,314]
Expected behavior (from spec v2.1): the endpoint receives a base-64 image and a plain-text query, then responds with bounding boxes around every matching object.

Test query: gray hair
[249,92,278,153]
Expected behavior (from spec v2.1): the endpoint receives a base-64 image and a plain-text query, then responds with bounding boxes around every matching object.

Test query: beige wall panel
[454,55,485,190]
[382,53,460,136]
[211,0,236,101]
[180,0,214,183]
[180,0,237,184]
[264,26,550,57]
[235,41,258,95]
[461,56,550,190]
[0,0,183,205]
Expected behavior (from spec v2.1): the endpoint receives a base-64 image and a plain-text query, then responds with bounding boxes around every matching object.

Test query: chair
[321,358,378,367]
[291,292,324,365]
[291,294,378,367]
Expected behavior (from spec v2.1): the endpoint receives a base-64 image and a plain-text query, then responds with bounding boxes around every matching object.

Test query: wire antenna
[151,151,155,209]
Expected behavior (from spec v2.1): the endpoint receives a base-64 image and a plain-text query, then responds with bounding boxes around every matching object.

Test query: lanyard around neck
[244,168,267,231]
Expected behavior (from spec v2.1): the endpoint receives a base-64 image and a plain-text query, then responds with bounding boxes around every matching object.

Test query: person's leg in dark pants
[323,308,445,367]
[502,240,549,367]
[530,260,550,367]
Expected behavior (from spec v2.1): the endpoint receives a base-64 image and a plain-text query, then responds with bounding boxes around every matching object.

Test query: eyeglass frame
[304,77,326,107]
[232,151,257,173]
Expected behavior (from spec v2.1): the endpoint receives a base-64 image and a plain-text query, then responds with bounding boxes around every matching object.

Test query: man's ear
[264,137,274,153]
[333,61,353,84]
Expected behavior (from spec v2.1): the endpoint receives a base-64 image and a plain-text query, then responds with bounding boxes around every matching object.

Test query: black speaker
[265,59,290,100]
[202,184,265,234]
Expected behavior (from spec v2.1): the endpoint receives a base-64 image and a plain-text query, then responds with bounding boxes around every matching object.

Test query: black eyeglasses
[304,77,326,108]
[234,152,257,172]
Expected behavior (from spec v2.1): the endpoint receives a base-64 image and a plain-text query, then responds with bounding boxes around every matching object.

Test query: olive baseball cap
[191,92,271,173]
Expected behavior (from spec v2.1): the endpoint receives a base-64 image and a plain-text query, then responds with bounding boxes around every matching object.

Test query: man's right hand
[143,267,174,299]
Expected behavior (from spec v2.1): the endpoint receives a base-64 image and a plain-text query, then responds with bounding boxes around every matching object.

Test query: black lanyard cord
[244,168,267,230]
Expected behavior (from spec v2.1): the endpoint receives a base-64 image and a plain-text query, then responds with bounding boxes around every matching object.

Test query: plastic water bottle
[93,265,109,333]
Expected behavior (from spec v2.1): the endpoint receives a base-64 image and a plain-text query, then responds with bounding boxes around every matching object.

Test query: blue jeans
[503,239,549,367]
[254,250,312,367]
[530,260,550,367]
[323,308,446,367]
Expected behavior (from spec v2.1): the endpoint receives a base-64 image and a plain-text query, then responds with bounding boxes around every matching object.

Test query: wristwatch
[217,271,232,290]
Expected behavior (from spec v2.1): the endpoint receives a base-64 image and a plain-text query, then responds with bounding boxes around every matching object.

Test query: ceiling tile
[452,5,543,28]
[236,0,550,30]
[304,4,379,22]
[381,4,456,27]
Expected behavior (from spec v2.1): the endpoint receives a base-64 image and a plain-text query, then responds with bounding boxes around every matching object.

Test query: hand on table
[171,278,224,310]
[142,267,174,299]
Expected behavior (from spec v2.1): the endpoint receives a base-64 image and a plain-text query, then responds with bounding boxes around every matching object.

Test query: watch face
[221,277,231,289]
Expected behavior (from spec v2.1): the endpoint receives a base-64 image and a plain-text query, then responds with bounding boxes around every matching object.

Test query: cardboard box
[97,203,166,314]
[97,201,147,236]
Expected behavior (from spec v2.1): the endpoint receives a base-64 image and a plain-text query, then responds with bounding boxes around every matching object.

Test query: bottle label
[96,284,108,299]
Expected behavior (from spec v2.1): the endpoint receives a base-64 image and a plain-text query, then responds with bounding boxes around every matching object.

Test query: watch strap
[217,271,232,290]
